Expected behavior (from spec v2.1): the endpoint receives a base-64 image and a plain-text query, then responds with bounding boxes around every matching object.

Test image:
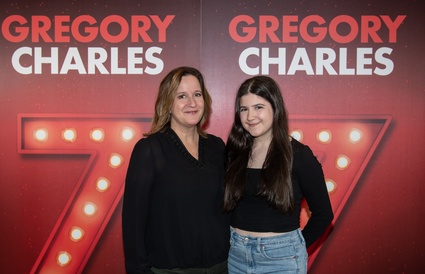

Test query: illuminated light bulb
[62,128,76,142]
[70,226,84,242]
[325,179,336,194]
[349,128,363,144]
[96,177,110,192]
[290,130,303,141]
[336,155,350,170]
[90,128,104,142]
[83,202,97,216]
[34,128,48,142]
[121,127,135,142]
[56,251,71,266]
[317,130,332,144]
[109,153,123,168]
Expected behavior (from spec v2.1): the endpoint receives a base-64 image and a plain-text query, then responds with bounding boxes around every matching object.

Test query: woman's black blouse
[122,128,230,273]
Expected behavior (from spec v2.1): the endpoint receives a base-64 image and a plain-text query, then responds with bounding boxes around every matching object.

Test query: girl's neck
[249,138,271,168]
[253,135,272,150]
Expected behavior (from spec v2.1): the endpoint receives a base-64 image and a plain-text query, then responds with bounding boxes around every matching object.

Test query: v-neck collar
[165,127,207,168]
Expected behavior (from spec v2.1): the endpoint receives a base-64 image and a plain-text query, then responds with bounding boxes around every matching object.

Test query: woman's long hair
[145,66,212,137]
[223,76,294,213]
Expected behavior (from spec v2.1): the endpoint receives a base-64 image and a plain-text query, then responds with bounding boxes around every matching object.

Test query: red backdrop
[0,0,424,273]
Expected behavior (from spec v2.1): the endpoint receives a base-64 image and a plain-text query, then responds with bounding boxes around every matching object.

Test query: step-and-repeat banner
[1,0,423,273]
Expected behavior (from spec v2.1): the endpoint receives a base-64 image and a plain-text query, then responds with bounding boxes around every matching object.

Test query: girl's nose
[246,110,254,120]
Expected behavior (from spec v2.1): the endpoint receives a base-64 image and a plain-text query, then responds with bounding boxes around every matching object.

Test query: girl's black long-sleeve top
[231,139,334,248]
[122,128,230,273]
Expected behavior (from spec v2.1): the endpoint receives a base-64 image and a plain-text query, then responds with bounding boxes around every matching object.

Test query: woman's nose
[187,96,196,106]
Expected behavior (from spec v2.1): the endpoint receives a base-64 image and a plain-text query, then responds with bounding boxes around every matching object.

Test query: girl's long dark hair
[223,76,294,213]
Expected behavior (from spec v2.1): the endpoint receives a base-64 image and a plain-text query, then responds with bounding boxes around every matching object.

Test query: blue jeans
[228,227,307,274]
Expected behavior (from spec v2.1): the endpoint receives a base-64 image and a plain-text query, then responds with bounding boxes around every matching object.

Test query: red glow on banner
[18,114,390,273]
[291,115,391,267]
[18,114,151,274]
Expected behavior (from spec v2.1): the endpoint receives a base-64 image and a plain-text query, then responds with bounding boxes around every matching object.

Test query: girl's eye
[195,92,203,97]
[177,94,186,99]
[239,108,247,112]
[255,105,263,110]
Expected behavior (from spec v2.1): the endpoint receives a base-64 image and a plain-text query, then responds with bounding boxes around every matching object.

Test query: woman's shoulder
[134,131,165,148]
[206,133,224,141]
[206,133,225,147]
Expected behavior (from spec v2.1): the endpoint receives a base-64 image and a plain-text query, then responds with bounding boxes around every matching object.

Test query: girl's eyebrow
[240,103,265,107]
[251,103,266,107]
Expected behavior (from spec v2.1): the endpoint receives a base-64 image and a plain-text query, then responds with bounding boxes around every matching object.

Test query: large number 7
[18,113,151,274]
[20,113,391,272]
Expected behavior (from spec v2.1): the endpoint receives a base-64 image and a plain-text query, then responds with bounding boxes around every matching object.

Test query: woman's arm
[122,139,155,274]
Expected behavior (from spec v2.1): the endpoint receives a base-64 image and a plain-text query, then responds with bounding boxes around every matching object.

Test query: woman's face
[239,92,274,142]
[170,75,204,131]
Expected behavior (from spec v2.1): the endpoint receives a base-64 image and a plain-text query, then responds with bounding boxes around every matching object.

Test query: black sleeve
[295,144,334,248]
[122,138,155,274]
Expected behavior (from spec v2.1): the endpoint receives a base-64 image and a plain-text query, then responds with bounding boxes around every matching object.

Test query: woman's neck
[172,125,199,159]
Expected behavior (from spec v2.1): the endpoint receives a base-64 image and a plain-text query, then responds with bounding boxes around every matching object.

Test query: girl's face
[170,75,204,131]
[239,92,274,142]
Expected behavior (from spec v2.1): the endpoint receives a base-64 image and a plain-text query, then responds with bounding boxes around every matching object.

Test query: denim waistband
[230,227,304,246]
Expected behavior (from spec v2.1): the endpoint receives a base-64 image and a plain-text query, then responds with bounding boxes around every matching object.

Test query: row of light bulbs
[33,127,362,144]
[57,176,117,266]
[290,128,363,144]
[33,127,136,143]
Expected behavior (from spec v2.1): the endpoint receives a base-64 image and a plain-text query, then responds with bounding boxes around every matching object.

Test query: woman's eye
[177,94,186,99]
[195,92,203,97]
[240,108,247,112]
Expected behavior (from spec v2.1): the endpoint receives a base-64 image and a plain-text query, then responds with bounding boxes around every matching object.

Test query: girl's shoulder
[291,138,320,167]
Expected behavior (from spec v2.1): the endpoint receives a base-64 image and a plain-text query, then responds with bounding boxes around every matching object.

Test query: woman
[122,67,229,274]
[223,76,334,273]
